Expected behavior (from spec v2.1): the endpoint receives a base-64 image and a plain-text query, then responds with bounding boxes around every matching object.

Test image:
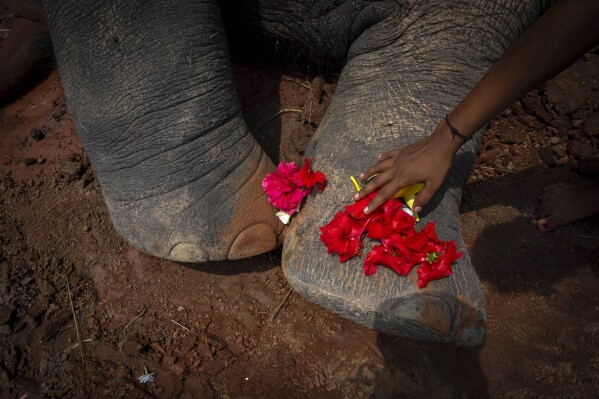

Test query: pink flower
[262,158,327,217]
[262,161,308,214]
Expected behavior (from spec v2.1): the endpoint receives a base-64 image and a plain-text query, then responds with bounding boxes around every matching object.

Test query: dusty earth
[1,34,599,398]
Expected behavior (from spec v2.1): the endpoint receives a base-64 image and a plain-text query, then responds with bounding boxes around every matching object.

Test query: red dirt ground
[1,51,598,398]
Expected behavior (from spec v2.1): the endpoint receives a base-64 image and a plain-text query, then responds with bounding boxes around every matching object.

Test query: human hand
[355,120,463,214]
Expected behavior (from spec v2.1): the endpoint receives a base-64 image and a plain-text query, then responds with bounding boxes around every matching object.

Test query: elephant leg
[0,0,52,102]
[41,0,281,262]
[281,1,547,347]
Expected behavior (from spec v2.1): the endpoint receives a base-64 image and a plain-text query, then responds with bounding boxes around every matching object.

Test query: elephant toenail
[228,223,277,260]
[168,243,209,262]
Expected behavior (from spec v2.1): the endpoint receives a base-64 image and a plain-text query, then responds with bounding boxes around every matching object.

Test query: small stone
[39,280,56,296]
[539,147,556,166]
[553,143,568,158]
[82,225,91,233]
[572,119,583,128]
[30,128,44,141]
[549,136,560,145]
[24,158,36,166]
[58,160,83,181]
[521,93,554,123]
[514,114,537,129]
[29,296,50,319]
[37,157,46,164]
[549,118,571,134]
[497,120,528,144]
[480,148,501,165]
[206,334,228,352]
[567,140,594,159]
[181,335,197,352]
[177,305,185,312]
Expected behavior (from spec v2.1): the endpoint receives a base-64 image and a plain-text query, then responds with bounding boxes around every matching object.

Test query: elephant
[35,0,549,347]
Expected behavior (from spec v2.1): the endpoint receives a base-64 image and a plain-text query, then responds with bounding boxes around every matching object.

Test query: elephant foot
[105,141,282,263]
[282,47,487,346]
[284,139,486,347]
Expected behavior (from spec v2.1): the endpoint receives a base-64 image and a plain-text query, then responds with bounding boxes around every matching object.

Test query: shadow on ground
[462,164,599,296]
[370,334,487,398]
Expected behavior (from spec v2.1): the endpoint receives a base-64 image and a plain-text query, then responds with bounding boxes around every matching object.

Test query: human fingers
[359,158,394,182]
[354,170,393,200]
[377,148,401,161]
[364,178,406,213]
[412,180,440,213]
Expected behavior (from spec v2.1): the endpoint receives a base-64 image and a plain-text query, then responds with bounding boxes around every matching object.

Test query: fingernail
[414,206,422,213]
[363,206,369,214]
[359,173,364,179]
[353,193,359,199]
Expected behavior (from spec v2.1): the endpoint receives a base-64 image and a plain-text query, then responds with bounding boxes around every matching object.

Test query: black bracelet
[445,114,471,142]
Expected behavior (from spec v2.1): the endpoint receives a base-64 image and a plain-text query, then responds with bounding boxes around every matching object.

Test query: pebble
[30,128,45,141]
[549,136,560,144]
[39,280,56,296]
[539,147,556,167]
[572,119,583,128]
[567,140,594,159]
[177,305,185,312]
[552,143,568,158]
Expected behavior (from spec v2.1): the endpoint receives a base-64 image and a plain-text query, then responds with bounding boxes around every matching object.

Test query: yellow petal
[392,182,424,199]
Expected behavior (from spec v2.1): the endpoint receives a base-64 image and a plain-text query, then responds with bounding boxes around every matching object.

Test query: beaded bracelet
[445,114,471,142]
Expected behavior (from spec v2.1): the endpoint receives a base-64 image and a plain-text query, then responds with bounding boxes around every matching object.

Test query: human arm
[357,0,599,214]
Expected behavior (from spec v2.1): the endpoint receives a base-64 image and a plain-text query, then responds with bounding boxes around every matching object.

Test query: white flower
[138,372,156,384]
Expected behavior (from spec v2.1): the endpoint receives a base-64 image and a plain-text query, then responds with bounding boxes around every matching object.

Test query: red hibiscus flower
[320,211,363,262]
[367,200,414,240]
[320,185,462,288]
[363,235,417,276]
[343,192,380,220]
[416,239,462,288]
[298,158,326,191]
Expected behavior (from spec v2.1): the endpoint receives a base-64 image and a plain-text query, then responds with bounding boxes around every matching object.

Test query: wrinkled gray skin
[42,0,547,346]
